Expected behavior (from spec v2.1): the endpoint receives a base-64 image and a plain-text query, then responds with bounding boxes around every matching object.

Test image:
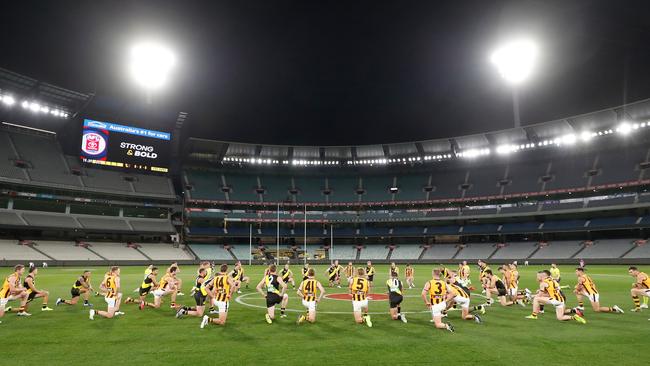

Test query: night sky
[2,0,650,146]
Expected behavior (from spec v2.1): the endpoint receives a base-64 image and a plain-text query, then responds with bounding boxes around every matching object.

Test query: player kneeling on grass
[297,268,325,324]
[574,267,623,314]
[526,270,585,324]
[281,263,296,289]
[201,264,234,328]
[176,268,209,318]
[256,264,289,324]
[90,266,122,320]
[202,265,234,327]
[0,264,30,321]
[57,270,94,307]
[386,271,407,323]
[485,268,524,307]
[628,266,650,312]
[145,267,178,309]
[23,266,52,312]
[421,268,454,332]
[350,267,372,327]
[445,273,484,323]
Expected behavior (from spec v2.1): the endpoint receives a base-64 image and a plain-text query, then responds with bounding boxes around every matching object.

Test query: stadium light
[490,39,538,85]
[1,95,15,106]
[616,122,632,135]
[129,42,176,92]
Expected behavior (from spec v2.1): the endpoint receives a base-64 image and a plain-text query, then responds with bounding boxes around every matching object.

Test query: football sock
[633,296,640,309]
[578,301,584,308]
[281,308,285,315]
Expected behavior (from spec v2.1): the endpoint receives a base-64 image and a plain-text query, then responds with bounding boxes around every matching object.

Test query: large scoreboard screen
[80,118,171,173]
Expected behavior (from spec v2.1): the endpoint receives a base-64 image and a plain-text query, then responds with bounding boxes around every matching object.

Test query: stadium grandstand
[1,63,649,266]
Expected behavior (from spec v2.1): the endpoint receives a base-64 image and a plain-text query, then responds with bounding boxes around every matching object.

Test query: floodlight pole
[249,224,252,266]
[276,203,280,265]
[512,88,521,128]
[330,224,334,260]
[303,204,307,266]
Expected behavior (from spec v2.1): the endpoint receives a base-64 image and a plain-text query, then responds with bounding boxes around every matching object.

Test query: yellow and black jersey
[479,266,491,280]
[231,268,243,281]
[460,265,470,278]
[351,277,369,301]
[205,266,213,280]
[301,279,318,301]
[441,267,452,280]
[104,275,117,298]
[159,274,172,291]
[213,274,231,302]
[580,275,598,294]
[366,266,375,277]
[194,274,206,291]
[428,279,448,304]
[638,272,650,289]
[302,267,309,280]
[23,275,35,294]
[281,268,292,281]
[405,267,414,278]
[265,274,281,295]
[140,274,155,290]
[73,276,88,290]
[543,278,565,302]
[386,278,402,295]
[143,267,152,280]
[449,283,469,298]
[327,266,337,279]
[390,266,399,277]
[344,265,354,278]
[508,271,518,289]
[0,274,20,299]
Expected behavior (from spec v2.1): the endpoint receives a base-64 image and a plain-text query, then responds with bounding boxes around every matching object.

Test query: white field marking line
[234,292,430,315]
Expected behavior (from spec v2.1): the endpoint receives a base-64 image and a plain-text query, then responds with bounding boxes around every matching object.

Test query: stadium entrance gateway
[325,293,389,301]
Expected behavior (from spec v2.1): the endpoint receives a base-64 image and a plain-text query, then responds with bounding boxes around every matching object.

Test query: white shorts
[153,289,166,297]
[454,296,470,309]
[582,291,599,303]
[302,299,316,312]
[352,299,368,312]
[104,297,116,308]
[1,297,12,307]
[212,300,229,313]
[431,301,447,317]
[546,299,565,308]
[508,287,518,297]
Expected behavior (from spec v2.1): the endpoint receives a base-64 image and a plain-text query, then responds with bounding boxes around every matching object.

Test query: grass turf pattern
[1,264,649,365]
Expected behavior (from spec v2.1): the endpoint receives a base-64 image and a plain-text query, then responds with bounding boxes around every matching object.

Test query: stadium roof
[184,97,650,163]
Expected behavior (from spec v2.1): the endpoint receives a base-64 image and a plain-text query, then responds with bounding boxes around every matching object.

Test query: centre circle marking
[234,292,430,315]
[324,293,389,301]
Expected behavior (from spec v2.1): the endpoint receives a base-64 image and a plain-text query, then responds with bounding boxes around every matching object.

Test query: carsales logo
[81,131,107,156]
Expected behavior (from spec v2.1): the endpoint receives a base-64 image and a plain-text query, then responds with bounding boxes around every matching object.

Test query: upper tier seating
[229,245,251,260]
[331,246,358,260]
[186,142,649,205]
[0,130,174,199]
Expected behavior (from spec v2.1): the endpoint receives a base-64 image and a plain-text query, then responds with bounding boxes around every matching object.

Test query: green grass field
[1,264,649,365]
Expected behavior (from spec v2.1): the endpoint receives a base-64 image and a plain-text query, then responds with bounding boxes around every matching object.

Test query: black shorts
[497,287,507,297]
[194,292,207,306]
[368,275,374,282]
[71,288,81,298]
[139,287,151,296]
[27,291,37,302]
[389,293,403,308]
[266,293,282,308]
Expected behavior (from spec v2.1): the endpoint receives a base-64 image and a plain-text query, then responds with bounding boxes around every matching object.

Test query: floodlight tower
[490,39,538,128]
[128,42,176,104]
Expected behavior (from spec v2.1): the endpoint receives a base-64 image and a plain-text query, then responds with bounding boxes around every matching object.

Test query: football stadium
[2,1,650,365]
